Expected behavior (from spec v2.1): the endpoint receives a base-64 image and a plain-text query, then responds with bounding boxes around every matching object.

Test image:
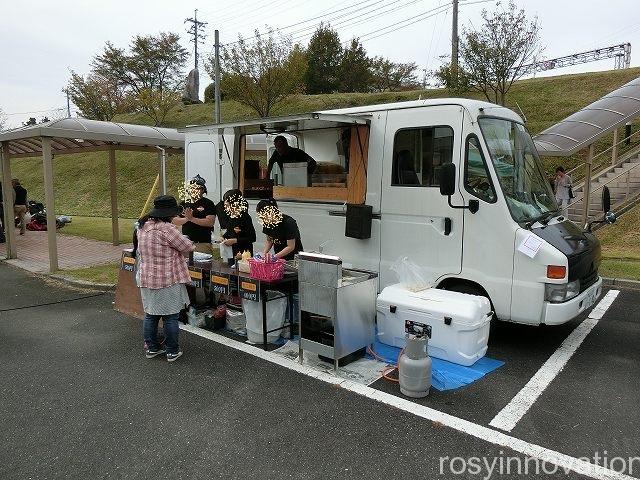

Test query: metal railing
[566,128,640,186]
[568,160,640,212]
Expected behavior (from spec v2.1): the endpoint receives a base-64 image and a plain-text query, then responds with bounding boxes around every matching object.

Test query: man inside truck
[266,135,317,179]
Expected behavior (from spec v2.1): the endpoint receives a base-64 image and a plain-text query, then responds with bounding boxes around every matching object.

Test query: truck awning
[179,112,370,135]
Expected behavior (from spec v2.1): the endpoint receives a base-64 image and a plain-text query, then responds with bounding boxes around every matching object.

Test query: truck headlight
[545,279,580,303]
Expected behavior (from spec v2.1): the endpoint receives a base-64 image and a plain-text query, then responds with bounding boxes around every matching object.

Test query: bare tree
[459,0,542,105]
[211,30,306,117]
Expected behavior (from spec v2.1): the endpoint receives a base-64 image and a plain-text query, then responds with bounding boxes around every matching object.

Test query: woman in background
[220,189,256,263]
[134,195,195,362]
[554,166,573,218]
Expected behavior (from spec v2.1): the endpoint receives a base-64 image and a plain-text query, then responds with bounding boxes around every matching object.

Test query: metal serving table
[190,260,298,351]
[297,252,377,370]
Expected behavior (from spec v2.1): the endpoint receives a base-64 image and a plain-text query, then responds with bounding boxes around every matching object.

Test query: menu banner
[211,273,231,295]
[189,267,204,288]
[239,278,259,302]
[121,252,136,272]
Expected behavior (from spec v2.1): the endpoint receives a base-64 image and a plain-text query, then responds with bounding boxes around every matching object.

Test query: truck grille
[580,269,598,292]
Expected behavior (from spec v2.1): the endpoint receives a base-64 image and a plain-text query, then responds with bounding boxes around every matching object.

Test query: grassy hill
[10,67,640,219]
[596,202,640,281]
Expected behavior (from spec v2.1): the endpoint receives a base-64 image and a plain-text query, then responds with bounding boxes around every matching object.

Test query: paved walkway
[0,229,130,272]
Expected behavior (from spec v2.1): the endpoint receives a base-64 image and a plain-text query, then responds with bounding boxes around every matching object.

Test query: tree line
[66,24,419,124]
[206,24,420,117]
[65,1,541,124]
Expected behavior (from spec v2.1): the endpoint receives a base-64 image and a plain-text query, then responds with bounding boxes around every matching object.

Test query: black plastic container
[345,204,373,239]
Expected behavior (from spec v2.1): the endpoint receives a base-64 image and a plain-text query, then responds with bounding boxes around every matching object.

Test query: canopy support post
[42,137,58,272]
[157,148,167,195]
[1,142,17,259]
[581,144,594,227]
[109,148,119,246]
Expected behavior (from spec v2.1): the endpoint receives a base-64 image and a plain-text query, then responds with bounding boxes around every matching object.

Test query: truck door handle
[444,217,452,236]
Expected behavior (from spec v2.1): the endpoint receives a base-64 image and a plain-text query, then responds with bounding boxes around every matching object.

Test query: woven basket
[249,258,285,281]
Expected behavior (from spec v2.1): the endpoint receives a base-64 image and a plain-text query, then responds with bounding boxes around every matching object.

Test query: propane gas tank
[398,334,432,398]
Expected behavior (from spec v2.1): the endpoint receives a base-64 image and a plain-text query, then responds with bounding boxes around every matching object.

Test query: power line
[286,0,399,41]
[359,0,491,43]
[426,0,443,71]
[198,0,266,26]
[219,0,293,32]
[285,0,424,45]
[358,2,453,42]
[4,107,67,117]
[222,0,389,46]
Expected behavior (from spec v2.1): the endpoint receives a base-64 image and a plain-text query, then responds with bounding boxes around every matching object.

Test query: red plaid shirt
[137,220,194,289]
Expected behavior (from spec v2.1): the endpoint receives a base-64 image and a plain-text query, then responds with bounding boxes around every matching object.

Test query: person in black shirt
[12,179,28,235]
[256,198,303,261]
[220,189,256,263]
[173,175,216,254]
[266,135,317,179]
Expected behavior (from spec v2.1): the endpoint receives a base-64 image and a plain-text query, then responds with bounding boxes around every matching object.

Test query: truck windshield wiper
[526,211,556,229]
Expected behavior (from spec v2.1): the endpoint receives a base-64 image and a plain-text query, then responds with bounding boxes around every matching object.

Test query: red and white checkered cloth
[137,221,194,289]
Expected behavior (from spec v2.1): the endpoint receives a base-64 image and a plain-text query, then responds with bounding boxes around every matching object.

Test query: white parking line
[180,309,636,480]
[489,289,620,432]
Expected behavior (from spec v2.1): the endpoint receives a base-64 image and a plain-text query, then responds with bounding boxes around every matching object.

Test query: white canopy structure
[0,118,184,273]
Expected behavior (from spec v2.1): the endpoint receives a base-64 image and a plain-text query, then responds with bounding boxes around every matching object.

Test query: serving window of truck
[237,113,371,204]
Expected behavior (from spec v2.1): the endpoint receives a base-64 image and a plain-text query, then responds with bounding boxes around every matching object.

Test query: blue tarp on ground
[368,341,504,391]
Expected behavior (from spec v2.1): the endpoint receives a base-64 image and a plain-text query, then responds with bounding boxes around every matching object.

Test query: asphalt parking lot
[1,262,638,479]
[372,287,640,465]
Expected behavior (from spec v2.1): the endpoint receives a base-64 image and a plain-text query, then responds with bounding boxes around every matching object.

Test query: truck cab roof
[320,98,524,124]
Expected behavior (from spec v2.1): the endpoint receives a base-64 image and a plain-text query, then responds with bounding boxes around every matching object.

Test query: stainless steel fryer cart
[297,252,378,370]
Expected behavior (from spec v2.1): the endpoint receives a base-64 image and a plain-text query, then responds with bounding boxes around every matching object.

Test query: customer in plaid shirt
[134,195,195,362]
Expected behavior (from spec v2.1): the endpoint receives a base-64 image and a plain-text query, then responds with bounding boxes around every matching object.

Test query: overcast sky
[1,0,638,127]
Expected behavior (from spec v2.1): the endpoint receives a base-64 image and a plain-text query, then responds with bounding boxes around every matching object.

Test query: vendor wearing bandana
[220,189,256,261]
[173,175,217,254]
[256,198,303,261]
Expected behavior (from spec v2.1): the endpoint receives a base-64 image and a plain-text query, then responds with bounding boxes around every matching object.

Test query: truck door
[379,106,464,288]
[185,133,220,201]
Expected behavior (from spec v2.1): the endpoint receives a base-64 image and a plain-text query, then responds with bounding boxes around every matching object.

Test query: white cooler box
[376,284,492,366]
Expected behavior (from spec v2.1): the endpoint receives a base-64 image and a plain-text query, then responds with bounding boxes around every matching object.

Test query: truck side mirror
[440,162,479,214]
[602,186,611,213]
[605,211,616,224]
[440,163,456,196]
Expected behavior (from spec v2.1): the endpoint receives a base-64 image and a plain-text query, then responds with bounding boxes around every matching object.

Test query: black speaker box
[345,204,372,239]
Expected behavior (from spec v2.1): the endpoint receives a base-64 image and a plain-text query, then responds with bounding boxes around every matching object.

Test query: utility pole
[451,0,459,83]
[214,29,222,202]
[185,9,207,70]
[214,29,221,124]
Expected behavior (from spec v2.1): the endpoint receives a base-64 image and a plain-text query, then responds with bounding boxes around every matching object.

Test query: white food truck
[181,98,603,326]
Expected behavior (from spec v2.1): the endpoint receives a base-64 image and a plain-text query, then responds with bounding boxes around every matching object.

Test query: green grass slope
[596,202,640,281]
[11,67,640,219]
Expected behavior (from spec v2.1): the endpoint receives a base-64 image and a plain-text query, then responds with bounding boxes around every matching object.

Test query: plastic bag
[219,241,234,261]
[390,256,431,292]
[243,291,287,343]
